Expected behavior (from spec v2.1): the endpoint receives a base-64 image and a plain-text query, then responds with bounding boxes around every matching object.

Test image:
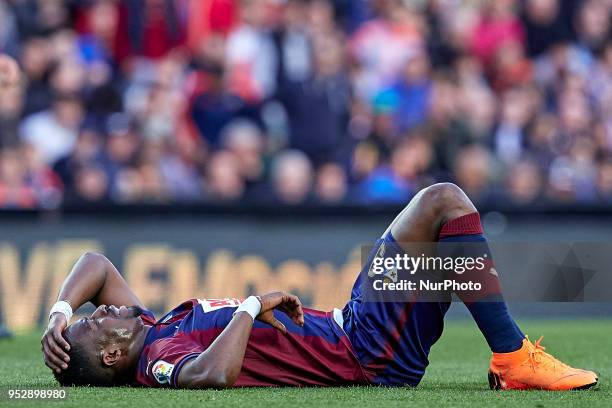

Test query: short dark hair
[53,330,114,387]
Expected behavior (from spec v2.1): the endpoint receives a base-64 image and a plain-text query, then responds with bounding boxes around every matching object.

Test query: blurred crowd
[0,0,611,208]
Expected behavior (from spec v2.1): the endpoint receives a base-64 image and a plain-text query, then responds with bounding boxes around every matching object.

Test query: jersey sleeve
[139,335,204,387]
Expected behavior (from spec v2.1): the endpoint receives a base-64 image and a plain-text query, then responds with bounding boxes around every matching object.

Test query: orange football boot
[488,336,598,391]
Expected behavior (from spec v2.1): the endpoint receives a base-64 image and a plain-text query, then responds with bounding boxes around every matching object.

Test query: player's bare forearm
[55,252,143,311]
[177,312,254,388]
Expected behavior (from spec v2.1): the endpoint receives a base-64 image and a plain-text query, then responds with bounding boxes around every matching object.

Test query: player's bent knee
[419,183,464,207]
[419,183,476,222]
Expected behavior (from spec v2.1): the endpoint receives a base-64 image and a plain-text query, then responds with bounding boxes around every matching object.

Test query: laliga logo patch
[152,360,175,385]
[383,266,398,283]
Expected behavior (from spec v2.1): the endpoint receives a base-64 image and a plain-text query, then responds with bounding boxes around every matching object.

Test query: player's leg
[374,183,523,356]
[390,183,598,390]
[343,183,598,390]
[392,184,525,353]
[343,183,470,386]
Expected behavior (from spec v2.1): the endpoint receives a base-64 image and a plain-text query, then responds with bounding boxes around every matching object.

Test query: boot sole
[488,371,598,391]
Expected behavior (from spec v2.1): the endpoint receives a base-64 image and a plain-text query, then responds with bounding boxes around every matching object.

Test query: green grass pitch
[1,320,610,408]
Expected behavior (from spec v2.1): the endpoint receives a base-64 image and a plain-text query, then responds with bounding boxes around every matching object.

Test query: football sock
[437,212,524,353]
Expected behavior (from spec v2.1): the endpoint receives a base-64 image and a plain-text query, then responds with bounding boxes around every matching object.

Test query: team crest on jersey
[368,242,386,277]
[152,360,175,384]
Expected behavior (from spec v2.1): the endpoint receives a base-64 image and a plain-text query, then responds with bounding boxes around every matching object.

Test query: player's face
[67,305,145,348]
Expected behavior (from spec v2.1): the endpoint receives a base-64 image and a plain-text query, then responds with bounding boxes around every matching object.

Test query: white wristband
[49,301,73,322]
[233,296,261,321]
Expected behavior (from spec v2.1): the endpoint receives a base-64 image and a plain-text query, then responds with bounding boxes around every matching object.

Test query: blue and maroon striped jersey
[135,298,368,387]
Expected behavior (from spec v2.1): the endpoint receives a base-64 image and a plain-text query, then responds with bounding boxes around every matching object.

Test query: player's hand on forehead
[41,313,71,374]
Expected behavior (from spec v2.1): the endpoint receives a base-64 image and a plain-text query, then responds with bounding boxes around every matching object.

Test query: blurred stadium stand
[0,0,610,210]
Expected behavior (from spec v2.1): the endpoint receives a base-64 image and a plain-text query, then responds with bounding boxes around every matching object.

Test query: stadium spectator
[114,0,185,62]
[205,150,245,201]
[349,0,424,101]
[225,0,277,101]
[470,0,525,69]
[453,145,495,202]
[18,37,53,116]
[493,87,532,164]
[0,2,18,57]
[597,159,612,200]
[315,162,348,203]
[270,149,313,204]
[0,0,610,208]
[376,47,432,134]
[0,77,23,148]
[521,0,572,57]
[0,147,37,208]
[22,144,63,208]
[221,119,266,196]
[53,122,104,193]
[19,94,84,165]
[505,157,544,204]
[190,63,258,146]
[575,0,610,56]
[71,164,110,203]
[157,136,203,202]
[277,32,351,165]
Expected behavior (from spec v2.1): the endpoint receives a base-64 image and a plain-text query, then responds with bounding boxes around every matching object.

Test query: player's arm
[178,292,304,388]
[53,251,144,310]
[42,252,143,373]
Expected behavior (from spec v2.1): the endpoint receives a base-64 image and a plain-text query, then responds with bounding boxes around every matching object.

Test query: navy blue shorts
[342,232,451,386]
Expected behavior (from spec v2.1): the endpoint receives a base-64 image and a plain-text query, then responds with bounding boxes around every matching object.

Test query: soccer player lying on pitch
[42,183,598,391]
